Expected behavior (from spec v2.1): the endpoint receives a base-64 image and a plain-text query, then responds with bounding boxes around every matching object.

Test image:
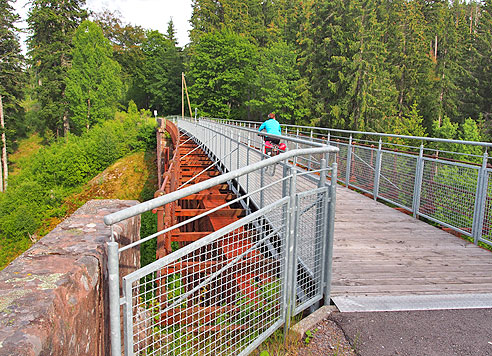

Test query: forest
[0,0,490,265]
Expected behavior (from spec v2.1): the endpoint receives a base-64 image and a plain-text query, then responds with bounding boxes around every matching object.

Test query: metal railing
[104,118,338,356]
[212,118,492,248]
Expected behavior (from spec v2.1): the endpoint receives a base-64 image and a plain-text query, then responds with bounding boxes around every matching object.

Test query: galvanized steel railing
[104,118,338,356]
[212,118,492,248]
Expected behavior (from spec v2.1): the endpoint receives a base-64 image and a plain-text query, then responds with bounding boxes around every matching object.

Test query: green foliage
[65,20,122,133]
[189,28,259,120]
[246,40,309,124]
[134,29,184,115]
[27,0,88,136]
[0,0,26,144]
[0,106,156,268]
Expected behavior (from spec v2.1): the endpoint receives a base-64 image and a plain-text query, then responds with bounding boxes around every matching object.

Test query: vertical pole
[308,129,313,171]
[472,151,489,244]
[260,163,265,209]
[181,72,184,120]
[345,135,353,187]
[373,138,382,200]
[236,129,240,171]
[247,140,250,194]
[324,162,337,305]
[412,143,425,217]
[295,128,299,167]
[284,168,297,335]
[108,238,122,356]
[316,158,328,304]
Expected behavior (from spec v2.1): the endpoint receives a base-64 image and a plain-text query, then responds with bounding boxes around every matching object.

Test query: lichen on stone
[0,290,28,314]
[6,273,64,290]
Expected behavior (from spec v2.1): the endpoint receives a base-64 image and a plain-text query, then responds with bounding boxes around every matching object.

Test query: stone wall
[0,200,141,356]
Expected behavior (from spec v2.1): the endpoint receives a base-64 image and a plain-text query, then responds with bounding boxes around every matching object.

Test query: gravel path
[296,316,356,356]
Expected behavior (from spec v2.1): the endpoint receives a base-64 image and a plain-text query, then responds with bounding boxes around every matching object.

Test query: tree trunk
[63,111,70,137]
[0,95,7,191]
[86,97,91,133]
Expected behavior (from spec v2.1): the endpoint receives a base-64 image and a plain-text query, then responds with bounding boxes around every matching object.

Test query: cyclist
[258,112,281,145]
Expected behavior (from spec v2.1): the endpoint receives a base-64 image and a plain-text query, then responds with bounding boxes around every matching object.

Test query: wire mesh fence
[481,170,492,244]
[419,160,479,236]
[218,118,492,248]
[124,200,288,356]
[294,187,328,315]
[378,151,417,210]
[105,118,338,356]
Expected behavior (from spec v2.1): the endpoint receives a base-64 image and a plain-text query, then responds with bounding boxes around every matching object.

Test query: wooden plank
[330,185,492,298]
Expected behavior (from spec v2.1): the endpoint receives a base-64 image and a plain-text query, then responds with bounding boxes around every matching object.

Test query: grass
[38,150,156,237]
[0,133,157,269]
[251,315,304,356]
[8,133,44,176]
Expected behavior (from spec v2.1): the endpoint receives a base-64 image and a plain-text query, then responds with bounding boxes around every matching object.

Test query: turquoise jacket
[258,118,281,136]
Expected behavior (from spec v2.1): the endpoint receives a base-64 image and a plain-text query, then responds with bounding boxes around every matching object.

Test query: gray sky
[13,0,193,50]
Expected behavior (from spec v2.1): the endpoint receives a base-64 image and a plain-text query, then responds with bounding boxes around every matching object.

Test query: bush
[0,109,157,268]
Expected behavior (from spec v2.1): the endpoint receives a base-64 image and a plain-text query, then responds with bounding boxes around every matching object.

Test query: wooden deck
[331,186,492,297]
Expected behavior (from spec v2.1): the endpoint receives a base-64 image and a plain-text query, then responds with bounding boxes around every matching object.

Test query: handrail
[206,117,492,149]
[104,146,337,226]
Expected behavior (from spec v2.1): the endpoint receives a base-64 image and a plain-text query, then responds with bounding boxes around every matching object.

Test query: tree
[383,0,435,126]
[93,10,146,106]
[0,0,26,191]
[188,28,258,120]
[27,0,87,136]
[134,28,183,115]
[299,0,397,131]
[65,20,122,133]
[471,0,492,135]
[246,40,309,123]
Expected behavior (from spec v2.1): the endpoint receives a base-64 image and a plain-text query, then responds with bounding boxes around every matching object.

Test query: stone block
[0,200,140,356]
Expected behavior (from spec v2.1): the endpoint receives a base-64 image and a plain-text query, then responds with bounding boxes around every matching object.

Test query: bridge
[0,116,490,356]
[103,117,491,356]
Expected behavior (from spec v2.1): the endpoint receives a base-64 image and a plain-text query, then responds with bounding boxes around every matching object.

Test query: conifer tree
[0,0,25,191]
[300,0,397,131]
[471,0,492,134]
[93,10,146,106]
[27,0,87,136]
[65,20,122,133]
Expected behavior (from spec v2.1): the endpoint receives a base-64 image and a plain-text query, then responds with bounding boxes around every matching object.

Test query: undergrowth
[0,106,157,269]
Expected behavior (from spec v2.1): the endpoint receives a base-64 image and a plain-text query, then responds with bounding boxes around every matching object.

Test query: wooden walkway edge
[331,187,492,298]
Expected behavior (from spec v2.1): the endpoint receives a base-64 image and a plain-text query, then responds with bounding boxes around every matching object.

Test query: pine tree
[471,0,492,135]
[384,0,434,126]
[65,20,122,133]
[300,0,397,131]
[27,0,87,136]
[0,0,25,191]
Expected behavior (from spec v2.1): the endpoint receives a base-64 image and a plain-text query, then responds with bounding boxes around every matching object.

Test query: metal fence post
[345,135,353,187]
[260,164,265,209]
[324,162,337,305]
[373,138,382,200]
[412,143,425,217]
[308,129,313,171]
[315,158,328,307]
[108,238,122,356]
[284,168,297,335]
[472,151,489,244]
[236,130,240,171]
